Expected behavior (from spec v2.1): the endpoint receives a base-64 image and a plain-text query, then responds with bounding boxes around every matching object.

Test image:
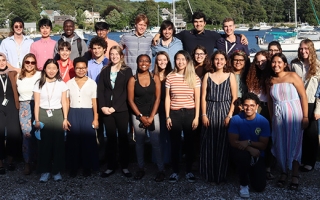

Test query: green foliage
[0,2,10,27]
[6,0,40,22]
[105,9,121,26]
[132,0,158,27]
[75,9,86,29]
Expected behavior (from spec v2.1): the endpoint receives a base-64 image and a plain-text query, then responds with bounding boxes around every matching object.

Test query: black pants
[301,103,319,168]
[170,108,195,173]
[231,148,266,192]
[103,111,130,170]
[0,103,21,159]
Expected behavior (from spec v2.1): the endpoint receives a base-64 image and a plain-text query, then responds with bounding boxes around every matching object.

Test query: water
[25,30,320,63]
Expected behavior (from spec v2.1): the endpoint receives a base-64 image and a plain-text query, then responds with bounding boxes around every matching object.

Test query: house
[160,8,186,29]
[40,10,60,22]
[83,10,101,23]
[24,22,37,33]
[54,15,73,26]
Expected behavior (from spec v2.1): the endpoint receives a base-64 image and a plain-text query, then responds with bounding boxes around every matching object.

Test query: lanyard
[225,41,236,55]
[45,81,56,109]
[58,59,70,80]
[0,75,7,99]
[61,65,69,80]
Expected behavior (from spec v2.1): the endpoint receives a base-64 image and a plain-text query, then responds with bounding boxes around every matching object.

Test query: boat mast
[173,0,175,30]
[294,0,297,27]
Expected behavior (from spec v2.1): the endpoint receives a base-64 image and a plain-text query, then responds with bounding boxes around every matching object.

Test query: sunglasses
[14,25,23,29]
[25,61,36,65]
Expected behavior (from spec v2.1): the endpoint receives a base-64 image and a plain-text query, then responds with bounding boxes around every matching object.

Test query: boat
[149,26,160,37]
[255,35,320,51]
[278,26,289,29]
[297,22,314,31]
[259,22,272,30]
[235,24,249,31]
[249,26,260,31]
[298,30,320,40]
[74,29,88,42]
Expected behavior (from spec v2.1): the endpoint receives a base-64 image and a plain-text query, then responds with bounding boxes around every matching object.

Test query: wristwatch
[248,140,252,146]
[136,113,143,120]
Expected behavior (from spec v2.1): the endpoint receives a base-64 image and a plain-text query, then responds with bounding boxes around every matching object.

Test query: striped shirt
[119,31,152,74]
[165,73,201,110]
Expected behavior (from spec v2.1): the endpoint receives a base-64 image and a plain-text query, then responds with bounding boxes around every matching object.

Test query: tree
[132,0,158,27]
[0,2,10,27]
[75,9,86,29]
[7,0,40,22]
[102,5,122,18]
[105,9,121,27]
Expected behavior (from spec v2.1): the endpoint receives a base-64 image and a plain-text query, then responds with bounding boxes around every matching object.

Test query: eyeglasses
[243,104,256,108]
[233,59,245,63]
[268,49,279,53]
[14,25,23,29]
[195,53,205,56]
[138,60,150,63]
[24,61,36,65]
[75,67,87,71]
[255,60,266,65]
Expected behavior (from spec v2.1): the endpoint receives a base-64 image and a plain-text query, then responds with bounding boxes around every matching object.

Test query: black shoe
[122,169,132,178]
[134,170,145,180]
[155,171,165,182]
[0,167,5,175]
[101,170,114,178]
[7,164,15,171]
[83,168,91,177]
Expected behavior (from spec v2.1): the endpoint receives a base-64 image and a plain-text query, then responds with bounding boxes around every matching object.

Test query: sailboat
[256,0,320,51]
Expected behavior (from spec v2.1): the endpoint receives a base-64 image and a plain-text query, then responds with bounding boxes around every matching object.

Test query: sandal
[266,171,275,180]
[277,173,287,188]
[289,176,299,190]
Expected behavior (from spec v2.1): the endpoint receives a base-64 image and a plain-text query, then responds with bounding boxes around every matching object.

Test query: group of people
[0,11,319,198]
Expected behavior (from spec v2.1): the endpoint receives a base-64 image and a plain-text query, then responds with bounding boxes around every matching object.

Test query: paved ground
[0,159,320,200]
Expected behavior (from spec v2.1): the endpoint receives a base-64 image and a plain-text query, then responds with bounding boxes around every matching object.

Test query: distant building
[24,22,37,33]
[40,10,61,22]
[54,15,73,26]
[160,8,186,29]
[83,10,103,23]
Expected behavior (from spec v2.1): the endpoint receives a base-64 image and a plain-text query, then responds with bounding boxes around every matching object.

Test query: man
[119,14,152,74]
[153,12,247,56]
[216,18,250,57]
[95,22,118,59]
[0,17,33,71]
[53,20,88,60]
[228,93,270,198]
[87,36,108,83]
[30,18,56,70]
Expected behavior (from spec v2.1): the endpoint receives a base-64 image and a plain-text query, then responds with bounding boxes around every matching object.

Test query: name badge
[2,98,8,106]
[46,109,53,117]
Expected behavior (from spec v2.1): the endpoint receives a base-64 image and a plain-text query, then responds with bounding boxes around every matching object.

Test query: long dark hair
[19,53,38,80]
[153,51,172,79]
[38,59,62,89]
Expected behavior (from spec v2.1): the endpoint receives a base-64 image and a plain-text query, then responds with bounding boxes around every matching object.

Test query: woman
[192,45,210,79]
[0,53,21,175]
[268,41,282,57]
[246,51,274,179]
[291,39,320,172]
[151,20,183,66]
[165,50,201,183]
[200,50,237,183]
[268,53,308,190]
[153,51,172,165]
[229,50,248,99]
[66,57,99,177]
[97,46,133,178]
[33,59,69,182]
[17,53,41,175]
[128,54,164,181]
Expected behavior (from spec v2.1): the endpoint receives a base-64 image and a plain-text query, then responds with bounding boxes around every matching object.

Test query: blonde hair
[172,50,197,88]
[105,45,128,71]
[298,39,318,80]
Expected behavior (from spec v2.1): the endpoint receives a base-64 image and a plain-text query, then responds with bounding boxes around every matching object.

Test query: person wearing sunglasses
[0,53,21,175]
[228,92,270,198]
[16,53,41,175]
[0,17,34,71]
[30,19,56,70]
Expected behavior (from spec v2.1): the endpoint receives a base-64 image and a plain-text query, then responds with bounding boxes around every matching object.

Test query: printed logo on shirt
[255,127,261,136]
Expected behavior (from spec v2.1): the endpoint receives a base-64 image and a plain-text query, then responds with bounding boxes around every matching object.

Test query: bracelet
[202,114,207,116]
[227,115,232,119]
[166,117,170,120]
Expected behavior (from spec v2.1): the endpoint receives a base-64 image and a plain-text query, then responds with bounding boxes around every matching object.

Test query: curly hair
[295,39,318,80]
[209,50,232,73]
[246,51,270,94]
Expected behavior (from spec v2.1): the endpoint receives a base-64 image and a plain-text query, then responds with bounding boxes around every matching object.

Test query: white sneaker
[185,172,196,183]
[169,173,179,183]
[239,185,250,198]
[53,172,62,181]
[39,173,50,182]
